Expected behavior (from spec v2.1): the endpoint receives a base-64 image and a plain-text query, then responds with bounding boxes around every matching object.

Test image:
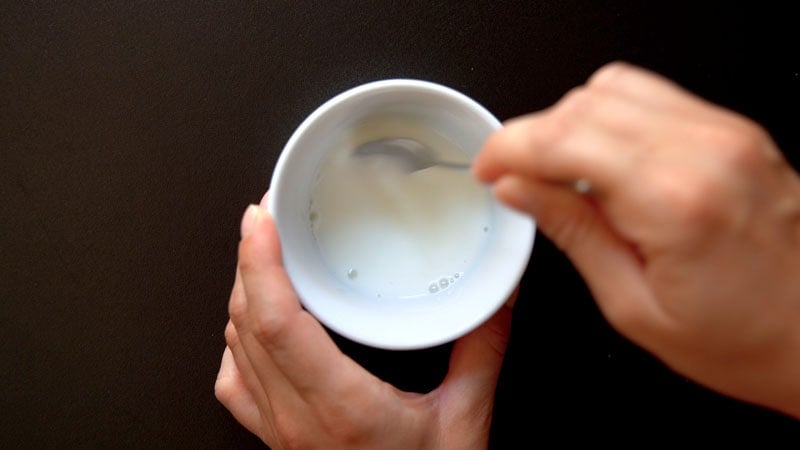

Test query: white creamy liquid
[309,117,492,299]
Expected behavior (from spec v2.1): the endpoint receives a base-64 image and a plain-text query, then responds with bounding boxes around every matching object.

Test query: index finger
[472,108,632,194]
[473,70,703,196]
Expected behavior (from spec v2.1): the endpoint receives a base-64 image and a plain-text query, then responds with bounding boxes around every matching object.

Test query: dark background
[2,1,799,448]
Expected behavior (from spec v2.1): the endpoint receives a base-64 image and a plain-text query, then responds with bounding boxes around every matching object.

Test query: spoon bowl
[352,138,472,173]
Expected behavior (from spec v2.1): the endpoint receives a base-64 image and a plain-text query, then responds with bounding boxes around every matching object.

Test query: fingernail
[241,204,260,239]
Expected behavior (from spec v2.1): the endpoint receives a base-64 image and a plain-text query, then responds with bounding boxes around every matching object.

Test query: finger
[444,289,515,388]
[215,346,267,440]
[435,289,515,436]
[475,81,705,196]
[587,61,709,114]
[474,97,649,194]
[224,321,280,447]
[492,175,672,343]
[588,62,762,135]
[228,266,290,408]
[228,265,290,445]
[237,204,371,400]
[474,62,726,195]
[587,61,750,123]
[224,318,274,411]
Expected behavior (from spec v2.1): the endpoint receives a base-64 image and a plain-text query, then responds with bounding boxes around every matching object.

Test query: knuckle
[537,108,575,144]
[314,401,374,446]
[251,307,291,347]
[558,86,594,117]
[544,208,594,254]
[273,414,311,450]
[544,87,600,141]
[237,245,260,275]
[227,292,247,329]
[588,61,631,88]
[696,121,767,171]
[601,301,648,336]
[214,377,234,406]
[651,171,723,227]
[224,321,240,349]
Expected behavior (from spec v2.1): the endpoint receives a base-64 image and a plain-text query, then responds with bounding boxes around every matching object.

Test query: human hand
[215,197,516,449]
[473,62,800,419]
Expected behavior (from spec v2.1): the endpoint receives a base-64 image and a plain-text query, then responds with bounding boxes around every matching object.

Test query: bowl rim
[267,78,536,350]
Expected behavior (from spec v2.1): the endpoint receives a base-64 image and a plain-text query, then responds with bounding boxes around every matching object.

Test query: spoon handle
[433,161,471,170]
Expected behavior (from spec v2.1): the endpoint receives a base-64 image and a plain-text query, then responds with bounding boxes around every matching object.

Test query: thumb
[437,290,516,420]
[492,175,665,342]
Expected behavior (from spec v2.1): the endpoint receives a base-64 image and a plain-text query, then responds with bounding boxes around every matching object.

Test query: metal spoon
[351,138,471,173]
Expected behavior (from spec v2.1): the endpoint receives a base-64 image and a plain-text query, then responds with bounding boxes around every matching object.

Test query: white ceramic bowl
[268,79,535,350]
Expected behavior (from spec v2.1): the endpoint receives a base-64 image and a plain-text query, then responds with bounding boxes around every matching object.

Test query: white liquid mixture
[309,117,492,299]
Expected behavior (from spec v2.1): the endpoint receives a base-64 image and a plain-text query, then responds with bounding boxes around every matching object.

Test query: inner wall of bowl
[291,87,498,306]
[270,81,534,349]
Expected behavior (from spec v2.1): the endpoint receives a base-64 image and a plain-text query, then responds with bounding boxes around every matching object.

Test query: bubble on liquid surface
[347,268,358,280]
[427,272,467,294]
